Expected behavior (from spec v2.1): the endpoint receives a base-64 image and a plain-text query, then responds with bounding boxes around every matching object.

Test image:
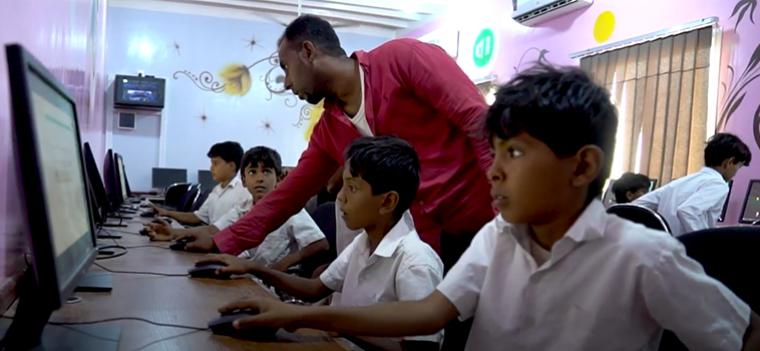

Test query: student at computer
[209,65,760,351]
[198,136,444,349]
[634,133,752,236]
[611,172,651,204]
[152,141,250,225]
[148,146,328,272]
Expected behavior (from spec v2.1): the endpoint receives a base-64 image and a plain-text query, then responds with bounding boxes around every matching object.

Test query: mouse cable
[93,262,188,277]
[0,315,206,331]
[95,244,128,260]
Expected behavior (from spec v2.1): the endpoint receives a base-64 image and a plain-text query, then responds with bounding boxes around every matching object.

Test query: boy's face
[487,133,583,224]
[242,162,278,202]
[626,187,648,202]
[724,159,745,180]
[210,156,237,183]
[336,165,386,231]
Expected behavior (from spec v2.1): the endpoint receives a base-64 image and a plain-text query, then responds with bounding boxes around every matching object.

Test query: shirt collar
[701,167,725,181]
[497,200,607,245]
[367,211,416,258]
[218,176,241,191]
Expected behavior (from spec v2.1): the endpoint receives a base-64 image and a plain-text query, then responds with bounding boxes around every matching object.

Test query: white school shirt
[240,209,326,267]
[437,200,750,351]
[320,211,444,343]
[193,177,251,225]
[634,167,729,236]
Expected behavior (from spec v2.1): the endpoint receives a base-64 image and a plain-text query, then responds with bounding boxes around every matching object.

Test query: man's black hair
[278,15,346,57]
[485,64,618,203]
[704,133,752,167]
[611,172,651,203]
[345,136,420,218]
[207,141,244,171]
[240,146,283,178]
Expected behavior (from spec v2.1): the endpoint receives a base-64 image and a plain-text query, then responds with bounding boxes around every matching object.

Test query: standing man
[182,15,493,273]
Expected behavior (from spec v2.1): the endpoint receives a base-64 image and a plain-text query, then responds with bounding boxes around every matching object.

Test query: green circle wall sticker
[473,28,495,68]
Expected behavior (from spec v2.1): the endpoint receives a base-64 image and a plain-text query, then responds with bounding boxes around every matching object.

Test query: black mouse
[139,228,149,236]
[169,237,192,251]
[140,210,156,218]
[208,311,276,340]
[188,263,231,279]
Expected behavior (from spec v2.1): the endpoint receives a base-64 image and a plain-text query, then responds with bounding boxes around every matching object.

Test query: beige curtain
[581,27,713,185]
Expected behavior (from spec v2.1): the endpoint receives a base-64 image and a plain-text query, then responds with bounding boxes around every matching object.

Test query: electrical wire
[93,262,188,277]
[1,315,206,331]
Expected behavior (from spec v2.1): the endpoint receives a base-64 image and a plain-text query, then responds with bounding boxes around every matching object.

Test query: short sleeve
[319,235,361,292]
[289,210,326,248]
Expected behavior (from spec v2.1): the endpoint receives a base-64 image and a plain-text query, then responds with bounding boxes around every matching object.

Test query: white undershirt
[345,67,372,137]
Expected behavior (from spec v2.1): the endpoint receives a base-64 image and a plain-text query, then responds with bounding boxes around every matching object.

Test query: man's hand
[145,220,173,241]
[195,254,259,275]
[219,298,303,331]
[150,203,170,217]
[176,231,217,252]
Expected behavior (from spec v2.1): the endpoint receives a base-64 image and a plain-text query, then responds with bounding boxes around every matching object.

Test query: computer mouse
[139,228,149,236]
[140,210,156,218]
[208,311,276,340]
[188,263,231,279]
[169,237,192,251]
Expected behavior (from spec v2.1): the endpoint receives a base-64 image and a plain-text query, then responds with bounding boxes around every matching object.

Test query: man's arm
[396,39,492,173]
[270,239,329,272]
[676,181,728,233]
[632,188,660,210]
[152,203,204,225]
[221,290,457,337]
[742,311,760,351]
[210,142,339,254]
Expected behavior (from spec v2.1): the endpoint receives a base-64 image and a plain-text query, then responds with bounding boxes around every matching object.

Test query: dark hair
[611,172,651,203]
[345,136,420,218]
[704,133,752,167]
[485,64,618,203]
[240,146,283,178]
[207,141,244,171]
[278,15,346,57]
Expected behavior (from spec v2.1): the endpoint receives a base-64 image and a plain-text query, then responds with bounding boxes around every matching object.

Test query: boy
[611,172,651,203]
[153,141,250,226]
[211,65,760,350]
[197,136,443,349]
[635,133,751,236]
[149,146,328,272]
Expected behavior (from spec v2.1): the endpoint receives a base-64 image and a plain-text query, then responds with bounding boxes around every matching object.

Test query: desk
[32,218,357,351]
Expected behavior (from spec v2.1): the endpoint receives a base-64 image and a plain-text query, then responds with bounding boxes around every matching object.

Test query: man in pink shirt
[181,15,493,273]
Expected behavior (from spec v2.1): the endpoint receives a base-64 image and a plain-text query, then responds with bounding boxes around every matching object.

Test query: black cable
[131,329,207,351]
[121,244,170,250]
[48,317,207,331]
[95,245,128,260]
[93,262,188,277]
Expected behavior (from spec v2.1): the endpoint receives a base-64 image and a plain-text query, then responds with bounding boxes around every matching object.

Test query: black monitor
[740,180,760,224]
[649,178,658,191]
[114,153,129,202]
[718,180,733,223]
[152,167,187,190]
[82,142,111,223]
[198,169,216,192]
[3,43,102,348]
[103,149,122,209]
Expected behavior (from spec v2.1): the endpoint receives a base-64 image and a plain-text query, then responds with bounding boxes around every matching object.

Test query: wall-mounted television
[113,74,165,109]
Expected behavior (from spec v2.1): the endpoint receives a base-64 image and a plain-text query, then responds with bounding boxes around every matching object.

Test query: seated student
[611,172,651,204]
[197,136,444,349]
[210,65,760,351]
[153,141,250,225]
[148,146,328,272]
[634,133,751,236]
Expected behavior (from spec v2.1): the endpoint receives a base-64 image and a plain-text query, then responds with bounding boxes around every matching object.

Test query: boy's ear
[571,145,604,188]
[722,156,737,167]
[378,191,400,216]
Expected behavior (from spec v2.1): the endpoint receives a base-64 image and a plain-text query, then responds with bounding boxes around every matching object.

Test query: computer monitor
[740,180,760,224]
[648,178,658,191]
[718,180,733,223]
[103,149,122,209]
[3,43,100,348]
[197,169,216,191]
[601,178,617,207]
[152,167,187,190]
[114,153,128,202]
[82,142,111,221]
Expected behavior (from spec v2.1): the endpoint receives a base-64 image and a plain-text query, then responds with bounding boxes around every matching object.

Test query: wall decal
[514,47,550,73]
[172,41,181,56]
[245,36,259,51]
[260,119,274,134]
[593,11,616,43]
[731,0,757,29]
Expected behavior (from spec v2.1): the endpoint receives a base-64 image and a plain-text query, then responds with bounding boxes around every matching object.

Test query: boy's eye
[508,147,523,158]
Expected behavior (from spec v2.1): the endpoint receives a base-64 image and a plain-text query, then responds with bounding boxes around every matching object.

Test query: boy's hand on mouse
[219,298,303,331]
[177,232,217,252]
[196,254,257,275]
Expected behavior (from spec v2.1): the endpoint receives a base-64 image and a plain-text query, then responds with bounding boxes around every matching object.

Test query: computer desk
[35,217,357,351]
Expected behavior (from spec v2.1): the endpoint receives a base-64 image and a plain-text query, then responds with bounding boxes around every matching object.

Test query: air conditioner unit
[512,0,593,26]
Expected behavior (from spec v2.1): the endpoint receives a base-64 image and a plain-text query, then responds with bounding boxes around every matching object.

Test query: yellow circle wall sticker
[593,11,616,44]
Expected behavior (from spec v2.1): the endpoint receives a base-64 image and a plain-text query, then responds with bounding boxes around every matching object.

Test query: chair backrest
[164,182,191,210]
[659,226,760,350]
[309,202,337,259]
[178,184,201,212]
[606,204,671,234]
[191,189,210,212]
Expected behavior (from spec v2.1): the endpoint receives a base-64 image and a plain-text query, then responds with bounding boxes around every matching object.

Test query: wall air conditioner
[512,0,593,26]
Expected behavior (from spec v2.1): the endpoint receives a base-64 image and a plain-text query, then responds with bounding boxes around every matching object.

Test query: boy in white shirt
[198,136,444,350]
[211,65,760,351]
[148,146,328,272]
[634,133,751,236]
[152,141,250,225]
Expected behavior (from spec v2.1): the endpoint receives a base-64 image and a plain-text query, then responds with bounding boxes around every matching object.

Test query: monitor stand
[74,271,112,292]
[0,270,120,351]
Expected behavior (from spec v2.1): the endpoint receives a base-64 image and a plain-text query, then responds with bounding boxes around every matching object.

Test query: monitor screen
[103,149,122,208]
[718,180,733,222]
[113,74,165,109]
[6,43,97,309]
[197,170,216,191]
[83,142,110,215]
[649,178,658,191]
[740,180,760,223]
[152,168,187,190]
[115,154,128,201]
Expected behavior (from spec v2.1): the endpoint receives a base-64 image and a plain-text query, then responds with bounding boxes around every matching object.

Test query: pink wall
[0,0,107,310]
[406,0,760,225]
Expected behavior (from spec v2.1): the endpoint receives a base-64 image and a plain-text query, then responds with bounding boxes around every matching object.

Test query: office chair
[178,184,201,212]
[659,226,760,351]
[191,188,210,212]
[606,204,672,234]
[164,182,191,210]
[298,202,337,278]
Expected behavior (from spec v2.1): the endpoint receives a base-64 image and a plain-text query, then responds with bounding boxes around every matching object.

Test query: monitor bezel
[739,179,760,224]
